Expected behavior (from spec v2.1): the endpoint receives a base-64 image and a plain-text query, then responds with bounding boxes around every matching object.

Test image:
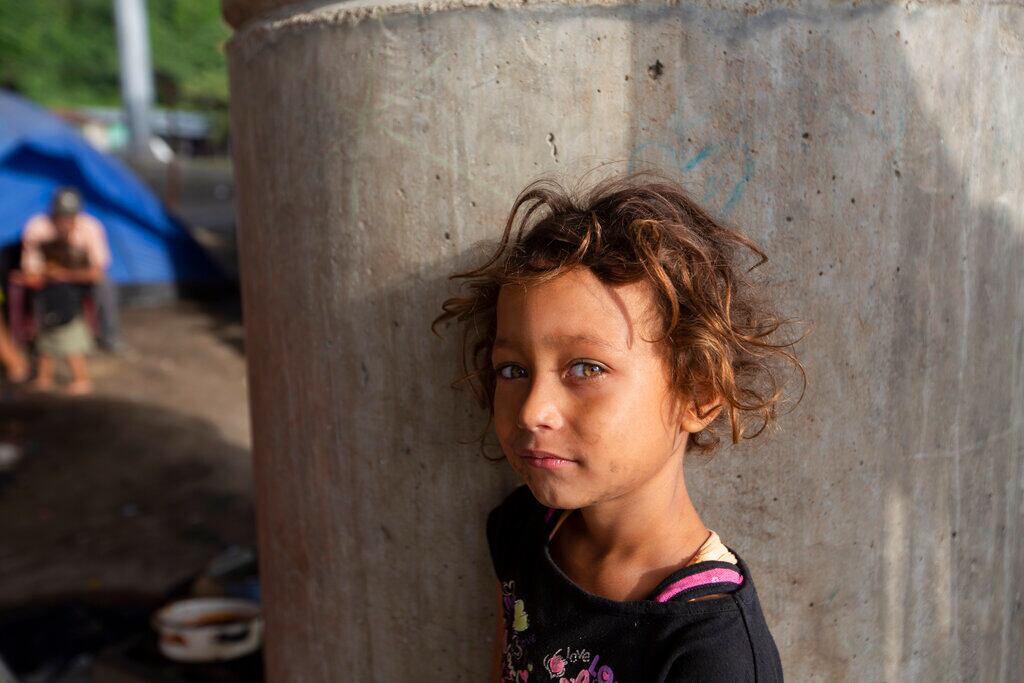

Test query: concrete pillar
[223,1,1024,679]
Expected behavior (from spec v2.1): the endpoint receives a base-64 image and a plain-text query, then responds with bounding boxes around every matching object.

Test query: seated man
[20,187,120,351]
[32,237,96,394]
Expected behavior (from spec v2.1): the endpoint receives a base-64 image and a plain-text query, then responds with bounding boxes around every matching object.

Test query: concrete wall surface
[224,0,1024,679]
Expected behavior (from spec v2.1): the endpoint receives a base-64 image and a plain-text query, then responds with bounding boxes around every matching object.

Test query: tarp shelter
[0,90,221,286]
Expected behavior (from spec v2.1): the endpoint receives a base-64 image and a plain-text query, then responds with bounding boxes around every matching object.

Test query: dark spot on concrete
[896,266,900,272]
[851,198,856,204]
[647,60,664,80]
[871,109,876,115]
[894,169,901,178]
[546,132,559,163]
[786,216,793,222]
[435,174,441,180]
[802,132,810,139]
[832,175,836,180]
[819,271,824,276]
[444,232,450,239]
[381,524,394,541]
[624,75,629,81]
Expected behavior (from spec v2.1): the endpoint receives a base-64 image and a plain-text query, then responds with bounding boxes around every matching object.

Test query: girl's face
[492,267,690,510]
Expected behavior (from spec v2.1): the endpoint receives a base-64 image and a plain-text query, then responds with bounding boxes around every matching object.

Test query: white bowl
[153,597,262,662]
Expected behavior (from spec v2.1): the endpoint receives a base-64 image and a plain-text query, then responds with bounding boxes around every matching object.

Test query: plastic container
[152,597,262,662]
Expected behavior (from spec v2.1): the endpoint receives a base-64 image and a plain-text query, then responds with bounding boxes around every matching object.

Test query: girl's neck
[570,456,707,565]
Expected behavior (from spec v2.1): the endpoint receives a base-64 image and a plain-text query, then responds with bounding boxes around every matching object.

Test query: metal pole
[112,0,155,161]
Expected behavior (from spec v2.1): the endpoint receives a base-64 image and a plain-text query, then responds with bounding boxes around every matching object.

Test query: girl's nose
[517,377,565,432]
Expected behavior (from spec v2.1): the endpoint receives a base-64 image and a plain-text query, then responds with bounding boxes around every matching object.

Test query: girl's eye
[495,364,528,380]
[568,361,606,379]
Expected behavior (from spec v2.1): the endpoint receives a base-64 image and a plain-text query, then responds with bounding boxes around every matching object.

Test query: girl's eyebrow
[493,334,621,352]
[548,333,622,351]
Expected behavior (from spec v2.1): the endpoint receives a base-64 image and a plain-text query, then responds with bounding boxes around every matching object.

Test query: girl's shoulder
[486,485,552,577]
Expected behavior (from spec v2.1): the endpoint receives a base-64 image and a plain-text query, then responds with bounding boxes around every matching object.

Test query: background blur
[0,2,260,679]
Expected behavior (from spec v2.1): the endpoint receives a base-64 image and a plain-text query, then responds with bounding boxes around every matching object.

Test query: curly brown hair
[435,172,805,454]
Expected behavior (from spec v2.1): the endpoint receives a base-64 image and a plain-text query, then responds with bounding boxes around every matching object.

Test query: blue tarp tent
[0,90,221,285]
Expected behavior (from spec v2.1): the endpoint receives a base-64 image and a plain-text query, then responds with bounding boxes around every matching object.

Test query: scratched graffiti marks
[628,93,757,217]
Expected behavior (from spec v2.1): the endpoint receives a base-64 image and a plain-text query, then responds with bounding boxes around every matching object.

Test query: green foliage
[148,1,230,108]
[0,0,230,112]
[0,2,122,106]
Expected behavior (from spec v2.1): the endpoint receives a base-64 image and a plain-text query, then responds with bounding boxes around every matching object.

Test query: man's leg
[0,318,27,382]
[33,354,54,391]
[66,354,92,395]
[92,276,121,350]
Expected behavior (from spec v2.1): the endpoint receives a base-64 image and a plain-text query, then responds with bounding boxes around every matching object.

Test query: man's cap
[51,187,82,216]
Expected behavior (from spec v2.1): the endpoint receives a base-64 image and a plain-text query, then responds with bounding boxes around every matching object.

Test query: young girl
[437,173,803,682]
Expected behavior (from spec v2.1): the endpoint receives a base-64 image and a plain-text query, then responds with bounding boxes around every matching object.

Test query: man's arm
[19,215,49,285]
[44,263,104,284]
[81,214,111,274]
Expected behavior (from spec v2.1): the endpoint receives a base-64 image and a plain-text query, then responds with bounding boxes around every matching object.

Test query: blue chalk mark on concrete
[703,174,719,204]
[628,98,757,217]
[682,145,716,172]
[722,148,755,216]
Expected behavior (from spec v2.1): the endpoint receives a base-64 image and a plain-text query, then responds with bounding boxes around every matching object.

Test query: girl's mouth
[519,449,576,469]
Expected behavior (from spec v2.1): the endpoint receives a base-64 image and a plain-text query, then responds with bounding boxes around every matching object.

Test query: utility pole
[112,0,155,161]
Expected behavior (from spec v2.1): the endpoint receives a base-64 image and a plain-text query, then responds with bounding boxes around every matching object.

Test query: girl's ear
[680,389,723,434]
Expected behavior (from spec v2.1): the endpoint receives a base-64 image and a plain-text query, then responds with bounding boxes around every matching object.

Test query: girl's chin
[523,480,589,511]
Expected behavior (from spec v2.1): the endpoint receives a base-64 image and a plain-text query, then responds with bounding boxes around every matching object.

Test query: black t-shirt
[487,485,784,682]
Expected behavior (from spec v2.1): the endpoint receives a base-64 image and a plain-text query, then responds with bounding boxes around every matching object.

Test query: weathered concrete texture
[225,0,1024,679]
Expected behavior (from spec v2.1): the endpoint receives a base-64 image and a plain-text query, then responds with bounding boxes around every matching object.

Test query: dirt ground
[0,298,255,609]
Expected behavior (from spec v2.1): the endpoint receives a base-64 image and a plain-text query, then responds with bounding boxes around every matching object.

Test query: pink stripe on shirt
[654,567,744,603]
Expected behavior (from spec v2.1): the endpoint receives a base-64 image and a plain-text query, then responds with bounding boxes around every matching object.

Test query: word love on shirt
[543,648,617,683]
